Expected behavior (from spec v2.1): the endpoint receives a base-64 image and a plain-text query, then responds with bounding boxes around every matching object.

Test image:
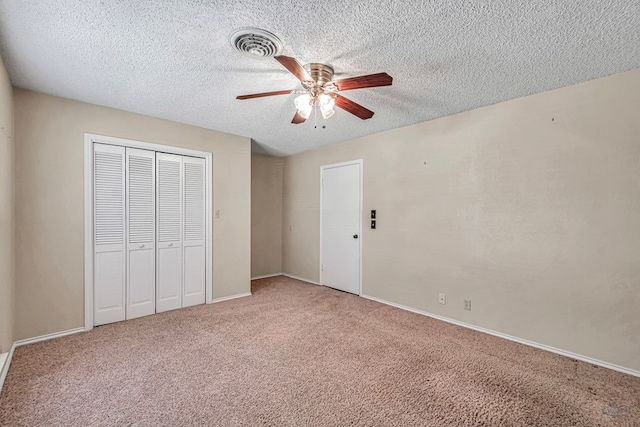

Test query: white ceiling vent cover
[230,28,283,59]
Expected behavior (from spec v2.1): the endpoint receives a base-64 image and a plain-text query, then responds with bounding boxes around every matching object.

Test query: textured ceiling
[0,1,638,156]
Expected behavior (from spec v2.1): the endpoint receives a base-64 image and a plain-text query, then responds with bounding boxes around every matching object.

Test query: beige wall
[13,89,251,340]
[251,154,284,277]
[0,56,14,352]
[283,69,640,371]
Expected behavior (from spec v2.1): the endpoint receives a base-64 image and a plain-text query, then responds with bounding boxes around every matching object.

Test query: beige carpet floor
[1,276,639,426]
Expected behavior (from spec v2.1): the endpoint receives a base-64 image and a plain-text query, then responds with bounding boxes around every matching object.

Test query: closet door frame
[83,133,213,331]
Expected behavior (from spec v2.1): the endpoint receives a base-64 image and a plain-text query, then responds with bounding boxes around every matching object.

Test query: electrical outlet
[439,293,446,305]
[464,300,471,311]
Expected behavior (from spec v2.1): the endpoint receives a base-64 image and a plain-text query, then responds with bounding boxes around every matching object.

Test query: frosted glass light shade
[320,105,334,119]
[294,94,312,119]
[318,94,335,119]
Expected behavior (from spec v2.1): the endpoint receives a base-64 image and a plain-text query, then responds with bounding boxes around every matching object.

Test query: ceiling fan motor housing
[303,63,334,84]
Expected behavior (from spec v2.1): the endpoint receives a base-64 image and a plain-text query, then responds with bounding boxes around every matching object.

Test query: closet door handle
[168,243,173,247]
[139,244,145,249]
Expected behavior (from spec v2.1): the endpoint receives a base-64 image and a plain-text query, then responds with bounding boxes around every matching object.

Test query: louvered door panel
[126,148,156,320]
[158,157,181,243]
[94,143,126,326]
[182,157,206,307]
[156,153,183,312]
[95,151,124,246]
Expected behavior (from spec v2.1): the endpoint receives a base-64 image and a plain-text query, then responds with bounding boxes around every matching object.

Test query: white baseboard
[0,327,85,393]
[250,273,283,280]
[282,273,321,286]
[250,272,321,286]
[13,327,86,347]
[0,352,7,389]
[210,292,252,304]
[361,294,640,378]
[1,345,19,391]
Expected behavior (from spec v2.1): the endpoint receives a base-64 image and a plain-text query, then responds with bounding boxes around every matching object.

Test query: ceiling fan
[236,56,393,124]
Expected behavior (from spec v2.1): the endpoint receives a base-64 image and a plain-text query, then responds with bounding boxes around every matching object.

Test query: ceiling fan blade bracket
[322,82,339,93]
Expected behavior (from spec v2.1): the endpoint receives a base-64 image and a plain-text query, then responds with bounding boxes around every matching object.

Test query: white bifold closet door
[126,148,156,319]
[94,144,207,325]
[156,153,183,313]
[156,154,207,312]
[94,144,126,326]
[182,156,206,307]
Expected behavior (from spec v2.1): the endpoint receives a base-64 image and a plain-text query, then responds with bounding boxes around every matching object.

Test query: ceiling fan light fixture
[321,105,335,119]
[294,94,313,119]
[320,106,335,120]
[318,93,335,107]
[318,93,336,119]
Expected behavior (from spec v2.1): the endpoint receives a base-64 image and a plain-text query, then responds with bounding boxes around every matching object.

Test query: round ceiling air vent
[229,28,283,59]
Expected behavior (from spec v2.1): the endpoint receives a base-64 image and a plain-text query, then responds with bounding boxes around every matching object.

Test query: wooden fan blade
[333,72,393,91]
[335,95,374,120]
[292,111,307,124]
[275,56,312,82]
[236,89,293,100]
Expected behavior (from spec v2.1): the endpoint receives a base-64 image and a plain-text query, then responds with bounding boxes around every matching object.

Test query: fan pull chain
[314,102,318,128]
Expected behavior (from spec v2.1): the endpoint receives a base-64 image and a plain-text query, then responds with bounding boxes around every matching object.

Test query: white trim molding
[250,273,283,280]
[0,327,85,393]
[0,352,8,390]
[250,273,321,286]
[0,346,16,392]
[361,294,640,378]
[13,328,85,347]
[84,133,214,330]
[282,273,321,286]
[211,292,252,304]
[319,159,364,296]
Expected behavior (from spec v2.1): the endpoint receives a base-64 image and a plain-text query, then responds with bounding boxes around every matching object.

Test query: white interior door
[94,143,126,325]
[182,157,206,307]
[321,161,362,295]
[156,153,183,312]
[126,148,156,319]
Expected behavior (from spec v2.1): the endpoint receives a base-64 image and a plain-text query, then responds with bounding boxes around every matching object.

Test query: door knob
[353,234,358,239]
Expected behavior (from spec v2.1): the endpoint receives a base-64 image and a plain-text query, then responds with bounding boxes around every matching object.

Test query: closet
[93,143,207,326]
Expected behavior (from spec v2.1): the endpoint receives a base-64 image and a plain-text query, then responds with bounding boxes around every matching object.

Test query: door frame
[319,159,363,296]
[84,133,213,331]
